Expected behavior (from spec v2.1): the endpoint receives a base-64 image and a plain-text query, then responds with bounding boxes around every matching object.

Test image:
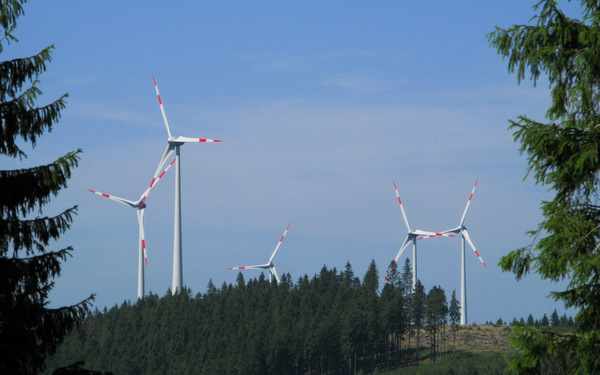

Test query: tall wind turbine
[151,76,221,294]
[227,224,291,284]
[88,158,176,299]
[441,179,487,325]
[385,182,450,289]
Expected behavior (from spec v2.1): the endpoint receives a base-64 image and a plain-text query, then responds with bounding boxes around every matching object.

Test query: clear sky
[6,1,582,323]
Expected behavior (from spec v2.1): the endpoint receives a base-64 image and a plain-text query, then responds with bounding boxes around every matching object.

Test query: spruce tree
[488,1,600,372]
[410,280,426,364]
[0,1,94,374]
[425,285,447,360]
[551,309,560,327]
[448,290,460,354]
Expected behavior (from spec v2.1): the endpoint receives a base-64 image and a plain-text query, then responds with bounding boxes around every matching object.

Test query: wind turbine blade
[153,76,173,139]
[384,235,412,281]
[413,229,444,237]
[148,158,176,193]
[172,136,221,143]
[227,264,268,270]
[393,182,411,231]
[138,209,148,267]
[440,227,460,236]
[88,189,137,208]
[461,229,487,269]
[271,266,280,284]
[394,236,413,264]
[152,144,176,182]
[416,232,455,240]
[459,179,478,227]
[268,224,290,264]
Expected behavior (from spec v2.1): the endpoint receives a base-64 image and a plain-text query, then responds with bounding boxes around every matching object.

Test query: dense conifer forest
[44,260,570,375]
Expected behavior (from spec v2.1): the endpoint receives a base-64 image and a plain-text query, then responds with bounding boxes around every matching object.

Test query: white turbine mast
[440,179,487,325]
[384,182,451,289]
[227,224,291,284]
[88,158,176,299]
[151,76,220,294]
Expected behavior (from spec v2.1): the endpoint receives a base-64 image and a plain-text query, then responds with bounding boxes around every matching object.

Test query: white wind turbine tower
[151,76,220,294]
[227,224,291,284]
[88,158,176,299]
[440,179,487,325]
[385,182,452,288]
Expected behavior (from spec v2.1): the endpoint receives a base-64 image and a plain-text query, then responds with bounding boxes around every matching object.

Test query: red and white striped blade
[459,179,478,227]
[394,235,413,264]
[269,224,291,264]
[413,229,442,236]
[172,136,221,143]
[137,209,148,267]
[227,264,267,271]
[416,233,455,240]
[462,229,487,269]
[393,182,411,231]
[152,144,176,182]
[153,76,173,139]
[384,235,412,281]
[149,158,176,191]
[88,189,137,208]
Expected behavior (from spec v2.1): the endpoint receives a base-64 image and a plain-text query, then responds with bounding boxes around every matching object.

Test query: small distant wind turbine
[385,182,451,289]
[89,158,176,299]
[441,179,487,325]
[151,76,221,294]
[227,224,291,284]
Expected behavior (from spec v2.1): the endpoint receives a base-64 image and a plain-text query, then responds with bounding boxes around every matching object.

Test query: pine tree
[551,309,560,327]
[540,313,550,327]
[384,259,400,288]
[425,285,448,361]
[526,314,535,326]
[448,290,460,354]
[410,280,426,364]
[0,1,95,374]
[400,258,413,356]
[488,1,600,372]
[400,257,413,293]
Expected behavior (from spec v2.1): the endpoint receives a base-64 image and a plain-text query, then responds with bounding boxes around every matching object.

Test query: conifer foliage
[47,263,457,375]
[0,1,95,374]
[488,0,600,373]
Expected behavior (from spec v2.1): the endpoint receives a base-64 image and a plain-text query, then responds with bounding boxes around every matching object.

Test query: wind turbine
[151,76,221,294]
[88,158,176,299]
[440,179,487,325]
[384,182,451,289]
[227,224,291,284]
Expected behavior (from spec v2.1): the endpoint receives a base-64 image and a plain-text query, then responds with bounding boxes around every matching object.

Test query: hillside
[44,264,567,375]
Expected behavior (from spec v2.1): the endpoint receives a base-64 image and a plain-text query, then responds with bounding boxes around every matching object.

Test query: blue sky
[7,1,582,323]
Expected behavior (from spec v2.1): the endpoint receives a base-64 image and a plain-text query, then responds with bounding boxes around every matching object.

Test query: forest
[44,259,572,375]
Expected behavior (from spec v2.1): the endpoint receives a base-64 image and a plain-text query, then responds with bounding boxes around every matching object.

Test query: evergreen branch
[0,0,25,31]
[0,89,68,158]
[0,0,25,54]
[0,46,54,100]
[0,247,71,304]
[0,206,78,256]
[0,150,81,217]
